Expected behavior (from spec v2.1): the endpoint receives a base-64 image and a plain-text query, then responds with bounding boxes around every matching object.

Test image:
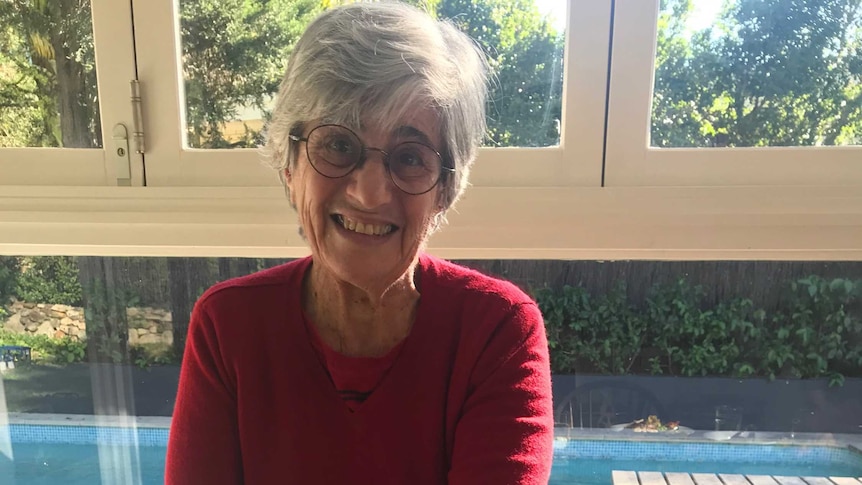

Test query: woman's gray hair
[263,1,490,213]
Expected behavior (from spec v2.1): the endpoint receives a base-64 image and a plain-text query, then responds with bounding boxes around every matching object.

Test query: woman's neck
[303,260,421,357]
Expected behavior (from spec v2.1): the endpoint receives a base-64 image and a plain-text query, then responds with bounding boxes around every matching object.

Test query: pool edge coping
[554,428,862,452]
[2,412,171,429]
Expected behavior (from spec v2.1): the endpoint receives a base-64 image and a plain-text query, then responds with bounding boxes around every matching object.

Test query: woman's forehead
[319,109,441,146]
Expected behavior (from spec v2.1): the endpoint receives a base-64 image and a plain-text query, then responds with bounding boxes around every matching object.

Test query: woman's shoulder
[419,255,546,364]
[420,254,534,310]
[196,257,310,312]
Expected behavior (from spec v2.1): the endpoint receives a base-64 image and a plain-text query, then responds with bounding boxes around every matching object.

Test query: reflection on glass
[178,0,565,149]
[0,1,102,148]
[1,256,860,483]
[652,0,862,148]
[0,255,286,483]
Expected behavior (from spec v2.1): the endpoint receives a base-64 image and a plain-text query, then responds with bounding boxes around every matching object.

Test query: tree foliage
[0,0,100,148]
[438,0,564,146]
[653,0,862,147]
[180,0,321,147]
[16,256,83,306]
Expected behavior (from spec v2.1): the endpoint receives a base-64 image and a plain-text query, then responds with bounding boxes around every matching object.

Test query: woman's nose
[344,149,394,209]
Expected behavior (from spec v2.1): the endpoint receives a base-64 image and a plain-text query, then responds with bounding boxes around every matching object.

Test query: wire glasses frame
[289,124,454,195]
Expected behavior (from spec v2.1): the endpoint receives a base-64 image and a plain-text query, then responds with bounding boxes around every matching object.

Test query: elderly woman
[165,2,553,484]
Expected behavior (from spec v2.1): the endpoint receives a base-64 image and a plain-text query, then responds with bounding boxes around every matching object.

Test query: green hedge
[536,276,862,386]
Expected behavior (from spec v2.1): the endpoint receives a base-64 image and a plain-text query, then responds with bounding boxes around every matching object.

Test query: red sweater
[166,254,553,484]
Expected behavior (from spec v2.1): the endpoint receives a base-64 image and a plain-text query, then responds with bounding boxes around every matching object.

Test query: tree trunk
[77,256,130,364]
[51,0,96,149]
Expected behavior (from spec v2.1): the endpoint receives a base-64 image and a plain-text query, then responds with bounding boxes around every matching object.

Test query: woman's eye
[396,151,424,167]
[327,138,354,153]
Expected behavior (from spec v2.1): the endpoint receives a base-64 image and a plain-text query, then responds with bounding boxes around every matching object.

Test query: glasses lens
[307,125,361,176]
[389,142,442,194]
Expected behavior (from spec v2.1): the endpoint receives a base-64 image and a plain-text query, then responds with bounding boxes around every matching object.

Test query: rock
[51,304,69,312]
[25,322,38,332]
[138,333,161,345]
[35,321,54,337]
[66,309,80,319]
[54,330,65,339]
[162,333,174,346]
[23,303,35,309]
[21,309,31,318]
[148,325,158,333]
[50,318,61,330]
[128,331,139,345]
[60,317,73,326]
[36,304,46,309]
[50,310,65,319]
[4,314,25,333]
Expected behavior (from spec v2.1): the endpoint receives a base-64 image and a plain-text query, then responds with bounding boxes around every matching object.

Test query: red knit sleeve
[165,299,243,485]
[448,302,554,485]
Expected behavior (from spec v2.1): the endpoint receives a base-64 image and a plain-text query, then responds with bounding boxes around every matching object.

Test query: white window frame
[131,0,607,188]
[604,0,862,188]
[0,0,143,187]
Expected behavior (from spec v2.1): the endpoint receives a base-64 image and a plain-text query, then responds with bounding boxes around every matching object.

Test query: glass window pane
[0,255,285,483]
[1,256,860,481]
[0,0,102,148]
[651,0,862,148]
[179,0,565,149]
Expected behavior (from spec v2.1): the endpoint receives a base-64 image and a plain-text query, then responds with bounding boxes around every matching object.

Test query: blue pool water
[3,425,862,485]
[6,443,166,485]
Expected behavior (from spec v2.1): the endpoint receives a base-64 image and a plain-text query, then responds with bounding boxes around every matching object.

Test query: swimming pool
[2,424,862,484]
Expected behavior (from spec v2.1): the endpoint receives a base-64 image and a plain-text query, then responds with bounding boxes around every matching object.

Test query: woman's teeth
[336,215,394,236]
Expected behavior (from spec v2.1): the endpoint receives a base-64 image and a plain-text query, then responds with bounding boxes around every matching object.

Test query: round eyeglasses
[289,124,453,195]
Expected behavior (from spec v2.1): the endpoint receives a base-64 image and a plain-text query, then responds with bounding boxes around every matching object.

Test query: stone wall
[2,300,173,346]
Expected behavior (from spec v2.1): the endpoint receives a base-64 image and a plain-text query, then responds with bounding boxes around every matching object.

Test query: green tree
[180,0,321,148]
[16,256,83,305]
[0,0,100,149]
[438,0,564,147]
[0,25,45,146]
[180,0,564,148]
[653,0,862,147]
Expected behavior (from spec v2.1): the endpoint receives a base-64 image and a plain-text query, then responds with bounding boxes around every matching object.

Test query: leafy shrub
[537,276,862,385]
[0,329,86,364]
[129,343,177,369]
[536,283,645,375]
[16,256,83,306]
[644,279,755,377]
[758,277,862,385]
[0,256,20,312]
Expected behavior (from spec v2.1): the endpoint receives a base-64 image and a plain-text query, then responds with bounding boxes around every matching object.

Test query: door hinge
[131,79,145,154]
